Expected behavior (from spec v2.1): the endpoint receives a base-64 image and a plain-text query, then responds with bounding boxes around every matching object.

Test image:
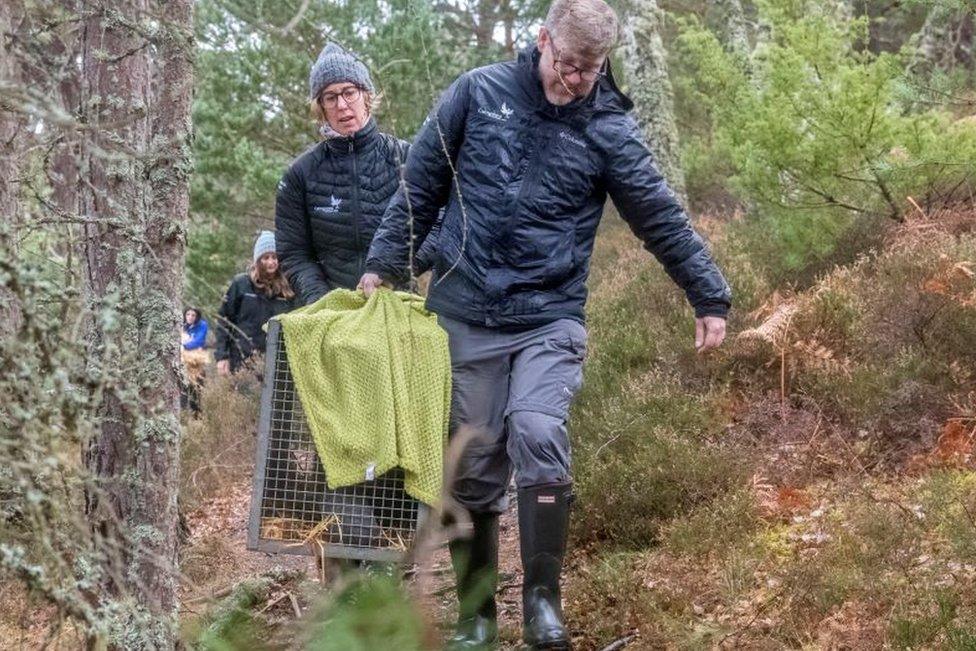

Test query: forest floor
[178,470,534,649]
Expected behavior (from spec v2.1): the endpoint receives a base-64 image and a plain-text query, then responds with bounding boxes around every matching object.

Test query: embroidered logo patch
[314,194,343,214]
[559,130,587,149]
[537,495,556,504]
[478,101,514,122]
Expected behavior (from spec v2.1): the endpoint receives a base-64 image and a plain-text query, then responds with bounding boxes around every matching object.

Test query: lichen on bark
[621,0,688,206]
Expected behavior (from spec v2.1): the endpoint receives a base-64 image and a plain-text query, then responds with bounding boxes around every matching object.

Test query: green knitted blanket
[275,289,450,506]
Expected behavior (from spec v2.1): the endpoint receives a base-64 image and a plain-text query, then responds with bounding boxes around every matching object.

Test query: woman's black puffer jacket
[214,273,300,371]
[276,119,436,305]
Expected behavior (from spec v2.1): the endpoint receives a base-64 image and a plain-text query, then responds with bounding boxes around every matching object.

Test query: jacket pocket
[506,215,576,289]
[433,222,465,278]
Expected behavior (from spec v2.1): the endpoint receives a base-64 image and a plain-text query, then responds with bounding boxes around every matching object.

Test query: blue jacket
[183,320,208,350]
[366,47,731,328]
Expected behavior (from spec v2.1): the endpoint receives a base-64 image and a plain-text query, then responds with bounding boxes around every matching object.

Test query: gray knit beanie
[309,42,374,100]
[253,230,276,263]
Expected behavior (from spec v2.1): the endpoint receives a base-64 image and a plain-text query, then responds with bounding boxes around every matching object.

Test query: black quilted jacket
[276,119,433,305]
[367,47,731,327]
[213,273,300,371]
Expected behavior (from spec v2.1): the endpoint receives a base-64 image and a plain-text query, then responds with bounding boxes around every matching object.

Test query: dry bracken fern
[737,301,799,348]
[792,337,852,377]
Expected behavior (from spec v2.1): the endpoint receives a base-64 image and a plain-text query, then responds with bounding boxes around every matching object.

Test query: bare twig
[599,633,638,651]
[257,591,290,614]
[279,0,310,35]
[183,584,235,606]
[288,592,303,618]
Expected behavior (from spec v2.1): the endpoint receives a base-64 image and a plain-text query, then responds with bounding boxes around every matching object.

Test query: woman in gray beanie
[275,42,437,304]
[214,231,300,375]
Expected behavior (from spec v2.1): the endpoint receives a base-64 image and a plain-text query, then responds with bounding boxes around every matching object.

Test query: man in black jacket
[361,1,731,648]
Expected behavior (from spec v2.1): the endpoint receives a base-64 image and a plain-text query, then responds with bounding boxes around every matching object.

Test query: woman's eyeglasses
[320,86,362,108]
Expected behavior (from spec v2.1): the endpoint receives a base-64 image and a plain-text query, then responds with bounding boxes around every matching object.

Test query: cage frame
[246,319,428,561]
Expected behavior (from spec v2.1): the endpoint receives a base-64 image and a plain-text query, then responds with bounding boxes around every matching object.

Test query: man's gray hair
[544,0,619,57]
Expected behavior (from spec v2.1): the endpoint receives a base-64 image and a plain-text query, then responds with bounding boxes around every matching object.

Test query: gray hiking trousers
[438,315,587,514]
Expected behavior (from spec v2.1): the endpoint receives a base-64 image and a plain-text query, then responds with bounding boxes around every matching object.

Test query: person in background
[361,0,731,647]
[215,231,300,376]
[180,307,209,414]
[275,41,436,304]
[181,307,208,350]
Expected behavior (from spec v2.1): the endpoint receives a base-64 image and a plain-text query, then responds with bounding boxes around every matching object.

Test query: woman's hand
[358,272,390,297]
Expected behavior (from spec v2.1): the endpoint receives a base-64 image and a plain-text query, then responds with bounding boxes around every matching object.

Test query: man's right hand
[357,272,389,297]
[216,359,230,376]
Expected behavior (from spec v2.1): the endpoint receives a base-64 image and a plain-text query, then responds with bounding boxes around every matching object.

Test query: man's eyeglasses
[549,41,607,83]
[320,86,362,108]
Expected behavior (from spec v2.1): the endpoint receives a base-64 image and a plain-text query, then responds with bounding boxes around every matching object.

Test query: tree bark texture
[621,0,688,206]
[710,0,751,64]
[0,0,27,333]
[79,0,193,647]
[911,5,974,76]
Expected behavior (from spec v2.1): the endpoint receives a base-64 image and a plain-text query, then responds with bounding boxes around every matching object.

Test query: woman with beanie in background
[214,231,300,376]
[275,41,436,304]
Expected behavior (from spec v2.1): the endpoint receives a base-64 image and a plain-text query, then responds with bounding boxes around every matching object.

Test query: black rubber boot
[446,511,500,650]
[519,482,573,651]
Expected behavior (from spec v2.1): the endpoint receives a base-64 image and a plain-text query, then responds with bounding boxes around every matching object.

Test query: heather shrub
[734,221,976,437]
[572,224,744,548]
[180,361,263,511]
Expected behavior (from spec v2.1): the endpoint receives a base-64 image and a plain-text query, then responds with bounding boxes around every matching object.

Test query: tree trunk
[80,0,193,647]
[621,0,687,205]
[502,0,515,56]
[474,0,498,49]
[910,5,974,77]
[0,0,26,333]
[710,0,751,64]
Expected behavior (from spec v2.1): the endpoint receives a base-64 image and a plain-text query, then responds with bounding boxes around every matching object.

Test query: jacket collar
[515,45,633,124]
[324,117,379,154]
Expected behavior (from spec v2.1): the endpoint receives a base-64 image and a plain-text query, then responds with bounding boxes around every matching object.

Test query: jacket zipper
[349,139,364,277]
[510,122,549,235]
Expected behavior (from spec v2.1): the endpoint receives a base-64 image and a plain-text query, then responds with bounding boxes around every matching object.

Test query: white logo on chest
[314,195,343,214]
[559,131,587,149]
[478,101,514,122]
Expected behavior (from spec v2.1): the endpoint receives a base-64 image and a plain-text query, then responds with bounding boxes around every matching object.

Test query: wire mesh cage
[247,320,427,561]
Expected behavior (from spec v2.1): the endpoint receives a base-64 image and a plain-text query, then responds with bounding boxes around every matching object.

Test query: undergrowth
[567,205,976,649]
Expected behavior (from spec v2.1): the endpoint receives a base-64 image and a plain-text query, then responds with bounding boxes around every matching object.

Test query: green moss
[752,523,795,562]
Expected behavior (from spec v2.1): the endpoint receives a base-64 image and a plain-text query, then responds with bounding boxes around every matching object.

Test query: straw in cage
[377,526,409,551]
[298,513,342,547]
[259,516,310,541]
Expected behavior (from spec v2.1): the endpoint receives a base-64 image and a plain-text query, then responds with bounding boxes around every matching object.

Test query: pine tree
[0,0,26,332]
[79,0,194,646]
